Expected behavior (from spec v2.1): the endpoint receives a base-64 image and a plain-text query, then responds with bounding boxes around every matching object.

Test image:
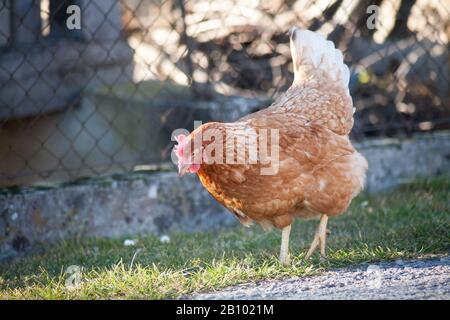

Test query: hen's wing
[252,111,366,216]
[199,114,358,225]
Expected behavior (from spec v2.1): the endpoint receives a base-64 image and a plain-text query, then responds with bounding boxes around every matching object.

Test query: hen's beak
[178,164,189,176]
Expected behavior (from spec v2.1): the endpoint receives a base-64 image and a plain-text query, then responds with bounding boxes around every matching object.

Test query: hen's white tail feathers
[290,29,350,88]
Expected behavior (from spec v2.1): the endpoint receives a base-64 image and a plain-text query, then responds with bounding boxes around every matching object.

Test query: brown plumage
[174,28,368,264]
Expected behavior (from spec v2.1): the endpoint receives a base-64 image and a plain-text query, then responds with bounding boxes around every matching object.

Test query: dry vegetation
[121,0,450,139]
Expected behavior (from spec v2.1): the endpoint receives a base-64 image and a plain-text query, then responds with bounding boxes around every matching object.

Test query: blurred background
[0,0,449,187]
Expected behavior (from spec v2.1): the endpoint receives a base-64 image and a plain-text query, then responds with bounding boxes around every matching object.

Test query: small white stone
[147,184,158,199]
[366,265,381,272]
[11,212,18,221]
[395,259,404,265]
[124,239,137,246]
[160,235,170,243]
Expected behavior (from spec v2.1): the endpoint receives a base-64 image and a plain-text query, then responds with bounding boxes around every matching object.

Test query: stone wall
[0,171,235,260]
[0,130,449,260]
[359,131,450,192]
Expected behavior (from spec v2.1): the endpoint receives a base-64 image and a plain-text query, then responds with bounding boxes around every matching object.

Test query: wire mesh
[0,0,449,187]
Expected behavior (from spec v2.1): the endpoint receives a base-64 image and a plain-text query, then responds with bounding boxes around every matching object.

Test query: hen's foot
[305,214,329,260]
[279,254,291,266]
[279,225,292,265]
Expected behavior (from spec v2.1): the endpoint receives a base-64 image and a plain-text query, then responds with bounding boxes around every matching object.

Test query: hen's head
[173,133,203,176]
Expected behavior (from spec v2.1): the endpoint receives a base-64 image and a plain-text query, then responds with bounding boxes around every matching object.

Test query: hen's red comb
[175,134,186,143]
[174,134,187,158]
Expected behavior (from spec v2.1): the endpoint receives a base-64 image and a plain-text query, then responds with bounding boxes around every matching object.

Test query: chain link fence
[0,0,449,187]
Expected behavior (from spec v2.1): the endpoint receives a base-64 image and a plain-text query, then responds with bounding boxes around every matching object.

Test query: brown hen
[174,28,368,264]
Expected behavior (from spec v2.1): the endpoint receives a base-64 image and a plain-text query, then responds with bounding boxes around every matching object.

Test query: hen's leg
[279,225,291,265]
[305,214,328,259]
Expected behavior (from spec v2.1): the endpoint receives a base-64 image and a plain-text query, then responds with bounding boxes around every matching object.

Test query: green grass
[1,175,449,299]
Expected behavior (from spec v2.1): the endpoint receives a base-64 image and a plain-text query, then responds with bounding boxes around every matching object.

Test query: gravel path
[189,256,450,300]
